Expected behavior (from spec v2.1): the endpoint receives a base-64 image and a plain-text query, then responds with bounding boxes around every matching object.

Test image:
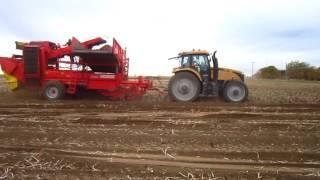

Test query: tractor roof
[178,50,209,56]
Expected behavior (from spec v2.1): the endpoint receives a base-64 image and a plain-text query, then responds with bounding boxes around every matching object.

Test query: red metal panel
[0,57,25,82]
[0,37,153,100]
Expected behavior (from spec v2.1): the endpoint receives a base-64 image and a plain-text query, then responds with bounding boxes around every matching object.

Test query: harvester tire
[223,80,248,102]
[168,72,200,102]
[42,81,66,100]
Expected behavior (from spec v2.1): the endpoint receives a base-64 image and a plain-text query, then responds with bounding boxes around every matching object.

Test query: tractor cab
[172,50,219,83]
[179,52,210,73]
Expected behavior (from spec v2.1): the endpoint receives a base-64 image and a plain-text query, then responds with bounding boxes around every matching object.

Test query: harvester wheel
[43,81,66,100]
[168,72,200,102]
[223,80,248,102]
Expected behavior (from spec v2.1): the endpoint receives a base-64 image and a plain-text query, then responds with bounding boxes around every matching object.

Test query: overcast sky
[0,0,320,76]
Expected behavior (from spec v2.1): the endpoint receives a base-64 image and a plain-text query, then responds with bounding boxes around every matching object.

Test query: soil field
[0,77,320,179]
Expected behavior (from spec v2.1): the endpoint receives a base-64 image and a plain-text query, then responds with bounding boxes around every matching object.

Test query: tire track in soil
[0,145,319,175]
[0,102,320,178]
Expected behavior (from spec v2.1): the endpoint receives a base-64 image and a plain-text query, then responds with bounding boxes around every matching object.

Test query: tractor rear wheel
[223,80,248,102]
[168,72,200,102]
[42,81,66,100]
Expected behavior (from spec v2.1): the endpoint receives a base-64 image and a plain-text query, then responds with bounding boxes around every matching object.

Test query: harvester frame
[0,37,152,100]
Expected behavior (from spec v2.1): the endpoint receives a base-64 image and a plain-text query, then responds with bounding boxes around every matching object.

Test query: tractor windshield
[181,56,191,68]
[191,55,209,73]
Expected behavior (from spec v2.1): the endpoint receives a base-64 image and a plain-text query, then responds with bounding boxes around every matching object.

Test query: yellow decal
[3,73,18,90]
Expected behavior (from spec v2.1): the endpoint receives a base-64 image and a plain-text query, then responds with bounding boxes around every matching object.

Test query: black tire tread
[168,72,201,102]
[223,80,248,102]
[42,81,66,100]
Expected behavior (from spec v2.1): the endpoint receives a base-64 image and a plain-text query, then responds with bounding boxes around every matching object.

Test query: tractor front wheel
[168,72,200,102]
[42,81,66,100]
[223,81,248,102]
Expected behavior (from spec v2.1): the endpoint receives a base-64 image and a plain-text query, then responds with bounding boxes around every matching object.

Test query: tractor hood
[219,67,242,74]
[218,67,245,81]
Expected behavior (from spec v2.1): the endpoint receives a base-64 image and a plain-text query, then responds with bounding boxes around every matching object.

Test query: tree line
[255,61,320,80]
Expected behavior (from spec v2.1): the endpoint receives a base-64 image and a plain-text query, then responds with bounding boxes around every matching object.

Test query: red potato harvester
[0,37,152,100]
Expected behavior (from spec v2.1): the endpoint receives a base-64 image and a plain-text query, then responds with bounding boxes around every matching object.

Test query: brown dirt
[0,78,319,179]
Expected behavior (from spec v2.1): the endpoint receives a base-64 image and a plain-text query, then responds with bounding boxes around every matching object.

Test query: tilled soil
[0,98,319,179]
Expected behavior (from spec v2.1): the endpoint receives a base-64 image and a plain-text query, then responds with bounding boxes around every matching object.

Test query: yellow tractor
[168,50,248,102]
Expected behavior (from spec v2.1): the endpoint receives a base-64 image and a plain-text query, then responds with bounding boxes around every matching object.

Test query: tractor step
[201,81,219,96]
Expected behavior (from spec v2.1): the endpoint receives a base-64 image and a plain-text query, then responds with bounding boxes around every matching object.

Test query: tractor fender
[173,68,202,82]
[221,79,239,88]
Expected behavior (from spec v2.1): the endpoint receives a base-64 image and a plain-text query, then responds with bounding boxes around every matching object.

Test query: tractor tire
[42,81,66,100]
[223,80,248,102]
[168,72,200,102]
